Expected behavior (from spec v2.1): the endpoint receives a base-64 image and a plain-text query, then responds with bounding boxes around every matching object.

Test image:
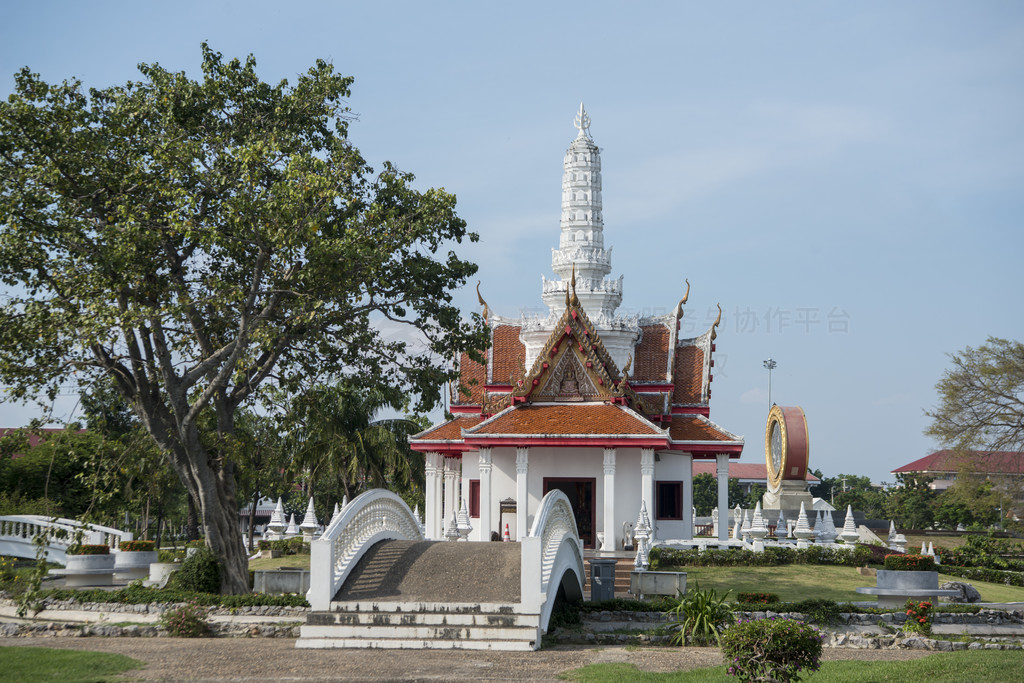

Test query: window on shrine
[656,482,683,520]
[469,480,480,518]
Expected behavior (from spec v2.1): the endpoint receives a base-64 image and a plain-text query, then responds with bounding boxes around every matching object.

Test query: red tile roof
[672,345,704,404]
[891,450,1024,475]
[633,324,670,382]
[692,461,820,482]
[667,415,740,443]
[468,404,663,437]
[412,415,484,442]
[490,325,525,384]
[454,351,486,405]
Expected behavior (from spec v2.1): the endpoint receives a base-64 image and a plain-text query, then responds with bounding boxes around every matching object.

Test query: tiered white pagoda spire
[541,103,623,319]
[520,105,640,371]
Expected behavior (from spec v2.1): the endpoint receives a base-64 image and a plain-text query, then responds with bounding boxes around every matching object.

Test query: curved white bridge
[301,488,584,650]
[0,515,131,565]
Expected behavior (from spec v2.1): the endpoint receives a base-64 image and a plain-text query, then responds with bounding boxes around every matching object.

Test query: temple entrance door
[543,478,596,549]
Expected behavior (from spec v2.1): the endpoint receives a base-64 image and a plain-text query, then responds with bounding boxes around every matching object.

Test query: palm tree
[286,382,425,509]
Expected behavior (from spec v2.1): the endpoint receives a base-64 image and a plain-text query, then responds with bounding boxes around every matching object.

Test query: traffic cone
[503,524,511,542]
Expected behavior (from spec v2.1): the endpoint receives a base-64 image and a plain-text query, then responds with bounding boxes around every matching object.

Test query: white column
[516,447,529,540]
[424,451,439,539]
[640,448,655,543]
[603,448,616,551]
[716,453,730,542]
[444,457,458,532]
[479,447,493,542]
[432,453,445,538]
[680,453,693,541]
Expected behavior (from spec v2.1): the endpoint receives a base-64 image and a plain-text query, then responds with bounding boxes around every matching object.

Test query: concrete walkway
[0,638,934,682]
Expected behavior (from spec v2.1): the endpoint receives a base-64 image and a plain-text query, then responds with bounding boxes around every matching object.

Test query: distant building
[691,461,819,496]
[891,450,1024,492]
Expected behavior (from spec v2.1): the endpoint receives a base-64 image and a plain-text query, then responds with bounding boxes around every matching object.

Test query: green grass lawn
[559,650,1022,682]
[657,564,1024,604]
[247,554,311,571]
[0,647,143,682]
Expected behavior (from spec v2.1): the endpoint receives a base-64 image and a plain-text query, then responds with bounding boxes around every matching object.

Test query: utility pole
[763,358,777,408]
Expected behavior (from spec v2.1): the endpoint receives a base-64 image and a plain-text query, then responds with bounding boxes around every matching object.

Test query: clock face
[770,421,783,474]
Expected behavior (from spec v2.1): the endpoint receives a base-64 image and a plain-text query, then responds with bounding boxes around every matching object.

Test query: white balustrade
[307,489,424,611]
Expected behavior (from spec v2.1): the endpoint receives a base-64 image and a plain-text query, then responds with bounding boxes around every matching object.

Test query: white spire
[541,104,623,319]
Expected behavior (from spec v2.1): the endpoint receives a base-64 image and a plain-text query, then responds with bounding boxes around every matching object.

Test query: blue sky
[1,2,1022,485]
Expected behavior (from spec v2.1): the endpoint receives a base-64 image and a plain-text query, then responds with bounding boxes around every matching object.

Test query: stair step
[296,636,536,651]
[301,623,537,641]
[309,610,539,628]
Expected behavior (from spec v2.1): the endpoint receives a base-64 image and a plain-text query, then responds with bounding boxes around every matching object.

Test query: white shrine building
[410,106,745,550]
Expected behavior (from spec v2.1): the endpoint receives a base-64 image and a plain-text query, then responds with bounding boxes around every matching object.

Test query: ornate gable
[535,345,602,401]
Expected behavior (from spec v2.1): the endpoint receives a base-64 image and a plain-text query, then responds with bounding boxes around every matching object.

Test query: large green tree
[0,46,487,593]
[925,337,1024,528]
[926,338,1024,452]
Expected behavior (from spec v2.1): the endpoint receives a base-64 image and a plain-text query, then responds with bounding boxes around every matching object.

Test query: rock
[940,581,982,603]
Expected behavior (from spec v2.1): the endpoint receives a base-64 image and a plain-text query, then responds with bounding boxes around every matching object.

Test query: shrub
[903,599,933,636]
[67,544,110,556]
[548,599,583,629]
[118,540,155,552]
[787,598,843,625]
[941,536,1024,571]
[665,583,733,646]
[185,539,206,549]
[160,599,210,637]
[169,546,221,594]
[256,538,309,555]
[737,592,780,606]
[157,549,185,563]
[720,617,824,682]
[582,597,676,613]
[884,554,935,571]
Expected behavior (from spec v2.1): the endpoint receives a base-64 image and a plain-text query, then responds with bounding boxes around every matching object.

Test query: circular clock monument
[762,405,815,510]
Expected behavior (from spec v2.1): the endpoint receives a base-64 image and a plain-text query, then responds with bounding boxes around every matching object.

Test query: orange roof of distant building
[692,461,820,482]
[891,450,1024,476]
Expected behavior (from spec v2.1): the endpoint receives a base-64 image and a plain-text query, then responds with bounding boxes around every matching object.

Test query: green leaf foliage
[0,44,487,593]
[720,617,825,682]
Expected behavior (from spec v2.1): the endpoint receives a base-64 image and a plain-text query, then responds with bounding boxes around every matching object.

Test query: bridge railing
[307,489,424,611]
[0,515,132,564]
[522,490,585,631]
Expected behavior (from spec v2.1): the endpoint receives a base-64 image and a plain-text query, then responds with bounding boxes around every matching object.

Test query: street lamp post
[763,358,777,408]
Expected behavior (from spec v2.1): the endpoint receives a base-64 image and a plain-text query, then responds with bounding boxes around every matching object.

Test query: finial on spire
[570,263,579,307]
[574,102,591,139]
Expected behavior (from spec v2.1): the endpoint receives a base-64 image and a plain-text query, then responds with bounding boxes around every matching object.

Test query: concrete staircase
[297,540,541,651]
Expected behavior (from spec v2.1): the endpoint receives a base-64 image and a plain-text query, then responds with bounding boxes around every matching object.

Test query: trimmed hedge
[67,544,110,556]
[28,585,309,607]
[938,564,1024,588]
[257,538,309,555]
[119,540,156,552]
[650,544,872,569]
[884,554,935,571]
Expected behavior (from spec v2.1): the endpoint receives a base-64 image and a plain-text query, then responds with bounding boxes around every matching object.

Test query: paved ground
[338,540,521,603]
[0,637,934,682]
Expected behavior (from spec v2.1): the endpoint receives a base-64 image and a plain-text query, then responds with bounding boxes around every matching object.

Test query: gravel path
[0,637,934,681]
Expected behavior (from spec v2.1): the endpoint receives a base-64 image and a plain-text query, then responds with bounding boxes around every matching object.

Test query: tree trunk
[186,493,199,541]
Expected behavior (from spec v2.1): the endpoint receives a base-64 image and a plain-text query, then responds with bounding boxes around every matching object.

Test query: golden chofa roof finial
[476,281,490,324]
[674,278,691,321]
[711,303,722,340]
